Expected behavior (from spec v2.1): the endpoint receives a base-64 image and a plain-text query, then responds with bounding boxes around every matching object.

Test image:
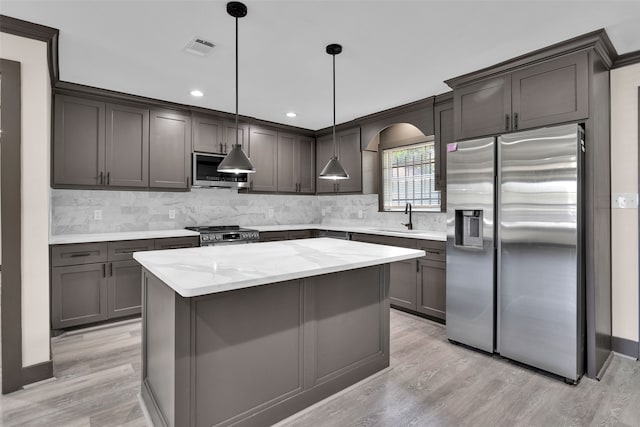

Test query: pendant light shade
[319,43,349,180]
[218,1,256,174]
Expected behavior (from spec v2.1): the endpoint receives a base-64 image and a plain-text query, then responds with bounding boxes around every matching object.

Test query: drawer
[51,242,108,267]
[108,239,155,261]
[154,236,200,250]
[288,230,313,240]
[351,233,417,249]
[417,240,446,262]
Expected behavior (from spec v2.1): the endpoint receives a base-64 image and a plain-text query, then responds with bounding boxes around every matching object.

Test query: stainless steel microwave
[192,152,249,188]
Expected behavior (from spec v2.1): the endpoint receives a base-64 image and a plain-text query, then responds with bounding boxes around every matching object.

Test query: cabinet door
[277,132,297,193]
[297,136,316,193]
[434,99,453,201]
[106,103,149,187]
[154,236,200,250]
[389,259,418,311]
[248,127,278,192]
[417,259,446,320]
[150,110,191,189]
[336,128,362,193]
[108,260,142,318]
[315,135,336,194]
[454,75,511,140]
[223,121,249,154]
[511,51,588,131]
[53,95,106,186]
[51,263,108,329]
[193,115,223,153]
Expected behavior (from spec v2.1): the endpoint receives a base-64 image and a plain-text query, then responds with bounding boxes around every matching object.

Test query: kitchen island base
[140,264,390,427]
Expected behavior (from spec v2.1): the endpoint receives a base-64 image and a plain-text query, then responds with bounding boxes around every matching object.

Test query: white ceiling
[3,1,640,130]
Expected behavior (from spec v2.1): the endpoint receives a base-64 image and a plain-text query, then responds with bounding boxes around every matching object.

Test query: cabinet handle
[106,172,110,185]
[102,264,106,278]
[109,262,113,277]
[220,142,224,153]
[70,252,92,258]
[513,112,519,130]
[417,260,419,272]
[505,114,510,131]
[249,181,253,191]
[224,143,228,153]
[186,176,190,188]
[99,171,104,185]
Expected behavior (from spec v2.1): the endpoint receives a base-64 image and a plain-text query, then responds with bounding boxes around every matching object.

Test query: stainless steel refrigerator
[446,123,584,382]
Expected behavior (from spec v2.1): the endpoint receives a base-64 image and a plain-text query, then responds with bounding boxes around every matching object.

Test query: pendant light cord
[235,15,240,148]
[332,52,337,159]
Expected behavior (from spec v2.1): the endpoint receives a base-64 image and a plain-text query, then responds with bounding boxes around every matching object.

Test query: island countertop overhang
[133,237,425,297]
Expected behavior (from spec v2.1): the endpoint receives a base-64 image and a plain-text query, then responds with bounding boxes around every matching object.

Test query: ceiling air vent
[184,37,215,56]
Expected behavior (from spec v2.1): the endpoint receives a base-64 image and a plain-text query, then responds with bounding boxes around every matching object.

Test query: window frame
[377,135,441,213]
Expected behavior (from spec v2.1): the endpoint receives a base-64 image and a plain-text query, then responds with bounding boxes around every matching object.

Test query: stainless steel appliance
[185,225,260,246]
[192,152,249,188]
[446,123,584,382]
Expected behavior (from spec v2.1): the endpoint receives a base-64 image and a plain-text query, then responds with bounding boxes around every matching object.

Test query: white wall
[0,33,51,366]
[611,63,640,343]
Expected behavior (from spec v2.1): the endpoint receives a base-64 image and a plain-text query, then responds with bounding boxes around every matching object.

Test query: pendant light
[319,43,349,180]
[218,1,256,174]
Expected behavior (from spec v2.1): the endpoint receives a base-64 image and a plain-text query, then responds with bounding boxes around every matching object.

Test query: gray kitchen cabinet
[150,109,191,189]
[454,75,511,141]
[277,133,316,193]
[153,236,200,250]
[51,263,108,329]
[452,51,588,141]
[248,126,278,192]
[434,94,453,211]
[53,95,106,186]
[259,230,313,242]
[193,114,249,154]
[53,95,149,188]
[108,259,143,319]
[51,237,197,330]
[105,103,149,187]
[316,127,362,194]
[416,240,446,320]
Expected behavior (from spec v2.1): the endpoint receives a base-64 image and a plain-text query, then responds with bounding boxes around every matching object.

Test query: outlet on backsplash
[169,209,176,219]
[93,210,102,221]
[268,209,274,218]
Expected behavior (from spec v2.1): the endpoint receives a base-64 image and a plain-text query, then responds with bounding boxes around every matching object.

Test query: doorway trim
[1,58,23,394]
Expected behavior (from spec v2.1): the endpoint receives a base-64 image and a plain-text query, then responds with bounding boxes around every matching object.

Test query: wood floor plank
[1,310,638,427]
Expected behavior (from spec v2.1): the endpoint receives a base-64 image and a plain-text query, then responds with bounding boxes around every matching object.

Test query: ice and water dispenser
[455,210,483,248]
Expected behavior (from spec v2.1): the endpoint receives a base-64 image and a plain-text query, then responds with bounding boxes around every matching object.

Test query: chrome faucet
[402,203,413,230]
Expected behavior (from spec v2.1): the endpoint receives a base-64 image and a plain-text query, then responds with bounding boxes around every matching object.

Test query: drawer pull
[424,250,442,256]
[117,248,144,254]
[69,252,92,257]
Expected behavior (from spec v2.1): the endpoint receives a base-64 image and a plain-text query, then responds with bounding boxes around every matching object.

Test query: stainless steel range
[185,225,260,246]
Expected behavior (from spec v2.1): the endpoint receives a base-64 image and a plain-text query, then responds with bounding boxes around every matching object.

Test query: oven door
[192,153,249,188]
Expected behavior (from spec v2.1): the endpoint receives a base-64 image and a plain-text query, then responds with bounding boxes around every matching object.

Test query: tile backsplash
[50,189,446,235]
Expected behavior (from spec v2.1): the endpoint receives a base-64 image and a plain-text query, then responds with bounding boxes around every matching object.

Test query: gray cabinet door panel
[336,128,362,193]
[511,51,588,131]
[150,110,191,189]
[51,242,108,267]
[454,76,511,140]
[154,236,199,250]
[389,259,417,311]
[108,260,143,318]
[417,259,446,320]
[53,95,106,186]
[277,132,297,192]
[107,239,155,261]
[249,127,278,192]
[51,263,108,329]
[192,114,223,153]
[223,121,249,153]
[434,100,453,194]
[106,103,149,187]
[298,136,316,193]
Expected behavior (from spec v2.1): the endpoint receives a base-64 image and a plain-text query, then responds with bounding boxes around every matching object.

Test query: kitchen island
[133,238,425,427]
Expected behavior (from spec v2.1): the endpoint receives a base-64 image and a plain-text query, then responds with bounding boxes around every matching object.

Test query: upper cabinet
[54,95,149,188]
[149,109,191,189]
[277,133,315,193]
[451,51,589,141]
[316,127,362,194]
[192,114,249,155]
[248,127,278,192]
[434,93,453,211]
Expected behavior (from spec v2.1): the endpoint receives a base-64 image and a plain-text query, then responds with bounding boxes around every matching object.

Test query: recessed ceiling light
[286,112,297,118]
[190,90,204,97]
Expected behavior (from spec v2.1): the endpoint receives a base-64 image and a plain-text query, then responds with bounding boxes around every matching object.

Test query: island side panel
[191,280,304,427]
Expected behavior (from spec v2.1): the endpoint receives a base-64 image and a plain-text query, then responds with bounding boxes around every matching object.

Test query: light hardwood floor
[1,310,639,426]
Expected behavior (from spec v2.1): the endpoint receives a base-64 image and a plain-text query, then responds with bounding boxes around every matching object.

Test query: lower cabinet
[259,229,314,242]
[351,233,446,321]
[50,236,199,330]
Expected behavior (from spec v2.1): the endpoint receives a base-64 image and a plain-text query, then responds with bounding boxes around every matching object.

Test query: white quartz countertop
[50,229,199,245]
[252,224,446,241]
[133,238,426,297]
